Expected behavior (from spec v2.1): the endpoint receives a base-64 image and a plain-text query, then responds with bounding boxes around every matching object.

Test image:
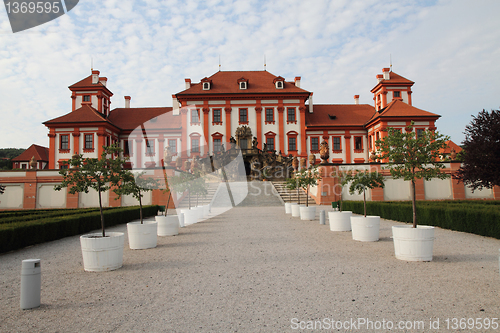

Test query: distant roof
[385,71,414,84]
[365,99,440,126]
[440,140,463,155]
[176,71,310,96]
[12,144,49,162]
[108,107,178,131]
[306,104,376,127]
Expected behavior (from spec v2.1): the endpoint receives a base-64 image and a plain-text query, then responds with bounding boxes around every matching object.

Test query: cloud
[0,0,499,148]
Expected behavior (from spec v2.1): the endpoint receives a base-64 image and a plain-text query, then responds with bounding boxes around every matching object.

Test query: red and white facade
[42,68,441,169]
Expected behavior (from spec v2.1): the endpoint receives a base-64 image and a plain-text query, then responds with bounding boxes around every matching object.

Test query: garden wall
[311,162,500,205]
[0,169,178,210]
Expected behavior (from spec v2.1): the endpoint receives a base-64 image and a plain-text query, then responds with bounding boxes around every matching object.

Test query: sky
[1,0,499,149]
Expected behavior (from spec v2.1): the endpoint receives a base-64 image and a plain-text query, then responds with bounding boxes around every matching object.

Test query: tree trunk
[98,187,105,237]
[306,185,309,207]
[139,191,143,224]
[412,179,417,228]
[165,192,171,216]
[363,187,367,217]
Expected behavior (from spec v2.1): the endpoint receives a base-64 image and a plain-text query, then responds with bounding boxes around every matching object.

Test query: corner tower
[69,70,114,116]
[370,68,414,111]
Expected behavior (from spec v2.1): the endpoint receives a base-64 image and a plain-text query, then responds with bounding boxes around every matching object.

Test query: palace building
[39,67,440,171]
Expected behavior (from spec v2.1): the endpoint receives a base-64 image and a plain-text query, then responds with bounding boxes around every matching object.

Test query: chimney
[376,74,383,83]
[172,94,180,115]
[124,96,131,108]
[185,78,191,89]
[308,93,313,113]
[99,77,107,87]
[294,76,301,88]
[92,70,100,84]
[354,95,359,105]
[382,68,390,80]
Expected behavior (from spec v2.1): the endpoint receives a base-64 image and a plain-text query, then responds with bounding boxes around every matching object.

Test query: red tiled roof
[12,144,49,162]
[387,71,414,84]
[176,71,310,96]
[366,100,440,125]
[69,74,113,95]
[43,104,112,125]
[440,140,463,155]
[108,107,178,131]
[306,104,376,127]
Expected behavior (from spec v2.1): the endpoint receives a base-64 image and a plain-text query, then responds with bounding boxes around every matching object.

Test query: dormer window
[237,77,248,90]
[203,82,210,90]
[201,77,212,90]
[273,76,285,89]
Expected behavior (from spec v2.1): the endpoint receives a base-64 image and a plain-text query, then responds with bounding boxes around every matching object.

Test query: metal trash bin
[319,210,326,225]
[20,259,41,310]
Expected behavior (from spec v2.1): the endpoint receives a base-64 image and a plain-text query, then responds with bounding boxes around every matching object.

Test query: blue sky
[1,0,499,148]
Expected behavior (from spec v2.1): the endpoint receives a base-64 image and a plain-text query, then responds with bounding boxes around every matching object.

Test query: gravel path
[1,191,500,332]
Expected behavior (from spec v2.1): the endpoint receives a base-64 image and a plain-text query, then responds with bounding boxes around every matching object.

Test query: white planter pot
[179,213,185,227]
[351,216,380,242]
[300,206,316,220]
[181,209,198,226]
[127,221,158,250]
[285,203,292,214]
[80,232,124,272]
[291,204,304,217]
[328,211,352,231]
[155,215,180,236]
[392,225,435,261]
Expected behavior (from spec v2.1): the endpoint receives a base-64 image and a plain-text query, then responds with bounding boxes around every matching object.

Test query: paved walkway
[1,186,500,332]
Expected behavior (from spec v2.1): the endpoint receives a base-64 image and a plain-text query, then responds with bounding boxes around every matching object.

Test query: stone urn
[292,156,299,172]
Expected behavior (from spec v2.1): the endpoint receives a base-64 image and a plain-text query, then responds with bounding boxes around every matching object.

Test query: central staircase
[271,180,316,205]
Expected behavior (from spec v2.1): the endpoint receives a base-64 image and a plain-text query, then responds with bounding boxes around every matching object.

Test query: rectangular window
[83,95,90,102]
[213,139,222,152]
[265,108,274,122]
[124,140,132,156]
[60,135,69,150]
[333,137,341,151]
[239,108,248,123]
[394,91,400,98]
[168,139,177,154]
[85,134,93,150]
[355,137,363,150]
[311,137,319,151]
[146,139,155,155]
[192,139,199,152]
[191,109,200,123]
[266,137,275,151]
[288,137,296,151]
[417,129,424,138]
[213,109,221,123]
[287,108,296,122]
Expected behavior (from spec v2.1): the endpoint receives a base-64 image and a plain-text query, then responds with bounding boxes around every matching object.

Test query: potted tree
[297,165,321,221]
[328,168,353,232]
[376,122,449,261]
[347,169,385,242]
[284,176,297,214]
[116,172,159,249]
[155,162,183,234]
[54,144,128,272]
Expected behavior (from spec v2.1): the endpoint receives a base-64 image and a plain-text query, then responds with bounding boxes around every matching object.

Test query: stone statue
[292,156,299,172]
[163,147,172,165]
[300,157,307,170]
[252,136,258,149]
[320,139,329,164]
[29,156,37,169]
[308,154,315,166]
[175,157,183,169]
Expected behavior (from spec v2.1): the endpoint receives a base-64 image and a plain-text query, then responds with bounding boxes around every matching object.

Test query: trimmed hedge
[0,205,158,253]
[342,201,500,239]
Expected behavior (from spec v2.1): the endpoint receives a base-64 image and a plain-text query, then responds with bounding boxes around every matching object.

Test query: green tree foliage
[295,166,321,207]
[54,144,129,237]
[375,122,450,227]
[455,109,500,191]
[345,170,385,217]
[0,148,25,170]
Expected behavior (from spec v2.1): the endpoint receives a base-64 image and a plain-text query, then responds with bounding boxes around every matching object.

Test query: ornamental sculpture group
[162,134,332,181]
